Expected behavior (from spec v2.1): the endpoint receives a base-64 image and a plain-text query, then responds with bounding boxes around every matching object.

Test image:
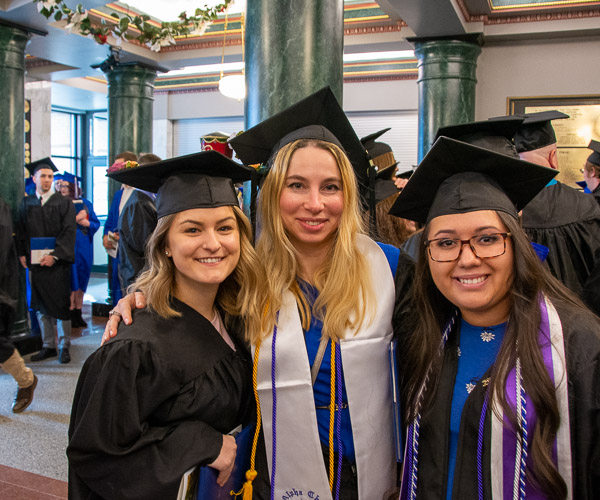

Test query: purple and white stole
[490,296,573,499]
[401,296,573,500]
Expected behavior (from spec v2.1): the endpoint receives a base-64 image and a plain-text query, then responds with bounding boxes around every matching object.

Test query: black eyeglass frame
[424,232,512,262]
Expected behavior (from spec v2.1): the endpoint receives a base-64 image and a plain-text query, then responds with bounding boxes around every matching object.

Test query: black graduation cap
[360,128,399,180]
[513,110,569,153]
[388,137,557,224]
[435,116,524,158]
[107,150,254,219]
[374,179,399,204]
[25,157,58,176]
[228,86,371,188]
[587,139,600,167]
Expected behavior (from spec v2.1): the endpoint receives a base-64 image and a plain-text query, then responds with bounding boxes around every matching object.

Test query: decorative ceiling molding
[455,0,600,23]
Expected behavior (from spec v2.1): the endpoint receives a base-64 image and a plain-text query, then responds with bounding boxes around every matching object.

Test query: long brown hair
[400,210,588,499]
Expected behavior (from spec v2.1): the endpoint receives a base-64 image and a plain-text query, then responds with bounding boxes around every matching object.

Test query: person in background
[103,151,138,304]
[582,139,600,207]
[68,151,263,499]
[17,158,76,364]
[390,137,600,499]
[0,195,37,413]
[56,172,100,328]
[117,153,160,293]
[361,129,417,247]
[514,111,600,305]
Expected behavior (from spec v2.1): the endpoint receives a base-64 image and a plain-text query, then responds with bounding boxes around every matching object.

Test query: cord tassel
[231,339,263,499]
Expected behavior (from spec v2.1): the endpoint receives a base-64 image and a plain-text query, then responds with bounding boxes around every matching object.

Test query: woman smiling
[390,137,600,500]
[67,152,263,500]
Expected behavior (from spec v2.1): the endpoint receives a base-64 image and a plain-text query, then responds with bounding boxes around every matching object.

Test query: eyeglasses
[424,232,512,262]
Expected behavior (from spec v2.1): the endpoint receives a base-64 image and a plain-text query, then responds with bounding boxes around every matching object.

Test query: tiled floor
[0,464,68,499]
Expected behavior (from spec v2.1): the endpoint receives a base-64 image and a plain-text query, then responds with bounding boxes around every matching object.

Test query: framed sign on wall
[508,95,600,188]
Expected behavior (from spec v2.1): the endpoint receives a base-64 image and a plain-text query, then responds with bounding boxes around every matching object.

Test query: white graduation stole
[255,234,396,499]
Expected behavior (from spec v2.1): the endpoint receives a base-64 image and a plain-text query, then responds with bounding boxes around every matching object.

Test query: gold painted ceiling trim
[488,0,600,11]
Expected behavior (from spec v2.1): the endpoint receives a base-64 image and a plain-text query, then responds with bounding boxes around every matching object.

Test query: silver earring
[165,251,169,256]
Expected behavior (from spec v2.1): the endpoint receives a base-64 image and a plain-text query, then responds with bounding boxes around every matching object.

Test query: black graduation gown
[521,183,600,300]
[591,184,600,208]
[408,304,600,499]
[67,299,256,500]
[16,193,76,319]
[0,198,18,311]
[0,198,19,340]
[118,190,157,291]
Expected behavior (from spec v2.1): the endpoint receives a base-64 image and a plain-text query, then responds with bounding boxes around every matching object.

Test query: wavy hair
[132,206,264,330]
[248,139,375,344]
[400,210,589,499]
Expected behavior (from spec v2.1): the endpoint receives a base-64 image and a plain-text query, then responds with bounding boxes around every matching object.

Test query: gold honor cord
[328,340,336,492]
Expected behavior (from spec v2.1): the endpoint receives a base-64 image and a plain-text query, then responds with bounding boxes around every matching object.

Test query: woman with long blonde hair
[68,152,266,499]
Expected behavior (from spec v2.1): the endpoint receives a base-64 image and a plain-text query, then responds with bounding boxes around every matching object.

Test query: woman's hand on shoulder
[101,292,147,345]
[209,434,237,487]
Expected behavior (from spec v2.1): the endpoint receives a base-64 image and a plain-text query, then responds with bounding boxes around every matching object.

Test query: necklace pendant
[480,329,495,342]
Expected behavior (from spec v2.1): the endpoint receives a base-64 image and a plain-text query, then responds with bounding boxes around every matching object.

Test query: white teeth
[198,257,222,263]
[458,276,486,285]
[304,221,322,226]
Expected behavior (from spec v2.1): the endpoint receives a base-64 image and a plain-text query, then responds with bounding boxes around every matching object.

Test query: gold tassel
[231,339,263,499]
[230,470,257,499]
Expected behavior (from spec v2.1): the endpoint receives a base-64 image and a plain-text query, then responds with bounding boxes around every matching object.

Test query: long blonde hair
[132,206,264,327]
[249,138,375,344]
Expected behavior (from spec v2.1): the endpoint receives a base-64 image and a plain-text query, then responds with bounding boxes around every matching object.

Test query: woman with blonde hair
[68,151,265,500]
[106,88,408,499]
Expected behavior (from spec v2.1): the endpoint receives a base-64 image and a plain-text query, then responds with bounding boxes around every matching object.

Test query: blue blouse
[446,319,506,499]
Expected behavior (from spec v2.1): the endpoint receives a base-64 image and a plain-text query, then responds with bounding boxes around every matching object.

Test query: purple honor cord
[477,392,490,500]
[335,341,343,500]
[270,320,278,500]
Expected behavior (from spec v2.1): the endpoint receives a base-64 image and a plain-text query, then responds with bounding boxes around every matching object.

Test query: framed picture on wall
[507,95,600,188]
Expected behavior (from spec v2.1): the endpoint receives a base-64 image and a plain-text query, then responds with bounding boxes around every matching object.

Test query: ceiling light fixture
[218,9,245,100]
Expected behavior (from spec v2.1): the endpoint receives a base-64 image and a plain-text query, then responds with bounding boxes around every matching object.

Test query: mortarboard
[56,172,78,185]
[513,110,569,153]
[374,179,399,204]
[107,151,254,219]
[228,86,371,189]
[25,157,58,176]
[436,116,524,157]
[388,137,557,224]
[360,128,399,180]
[587,140,600,167]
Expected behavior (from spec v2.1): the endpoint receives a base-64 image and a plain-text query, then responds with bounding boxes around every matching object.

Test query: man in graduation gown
[117,154,159,293]
[16,158,76,363]
[515,111,600,312]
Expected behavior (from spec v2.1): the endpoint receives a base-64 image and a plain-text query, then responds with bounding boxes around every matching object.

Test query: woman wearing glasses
[390,137,600,500]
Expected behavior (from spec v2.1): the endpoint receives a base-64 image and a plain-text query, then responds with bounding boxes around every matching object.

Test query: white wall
[475,36,600,120]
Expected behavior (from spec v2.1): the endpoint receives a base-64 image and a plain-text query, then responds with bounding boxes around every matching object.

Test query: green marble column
[0,25,30,339]
[242,0,344,214]
[103,63,156,304]
[413,36,482,161]
[244,0,344,127]
[104,64,156,201]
